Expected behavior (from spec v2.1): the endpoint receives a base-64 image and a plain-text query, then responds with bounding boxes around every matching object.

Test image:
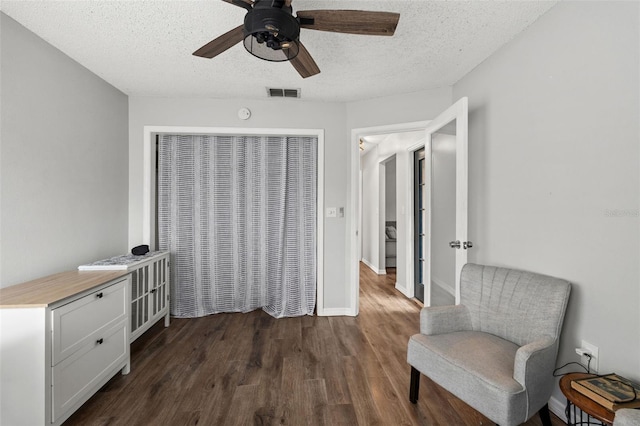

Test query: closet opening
[142,126,325,316]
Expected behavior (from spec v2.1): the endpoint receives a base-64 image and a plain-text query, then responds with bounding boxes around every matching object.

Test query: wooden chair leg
[538,403,552,426]
[409,366,420,403]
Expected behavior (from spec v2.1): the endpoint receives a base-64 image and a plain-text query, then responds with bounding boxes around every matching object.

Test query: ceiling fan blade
[297,10,400,36]
[290,42,320,78]
[193,25,245,58]
[222,0,253,11]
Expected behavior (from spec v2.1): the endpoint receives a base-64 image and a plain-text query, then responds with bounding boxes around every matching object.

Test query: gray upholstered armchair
[614,409,640,426]
[407,263,571,426]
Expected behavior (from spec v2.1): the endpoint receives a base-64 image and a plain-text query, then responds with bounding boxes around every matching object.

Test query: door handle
[463,241,473,249]
[449,240,461,249]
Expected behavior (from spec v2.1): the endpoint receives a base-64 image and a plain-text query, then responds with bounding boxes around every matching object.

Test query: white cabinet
[0,271,131,426]
[79,251,170,342]
[129,252,170,341]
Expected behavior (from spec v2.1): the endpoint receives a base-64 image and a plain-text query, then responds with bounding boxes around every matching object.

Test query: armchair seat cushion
[408,331,527,425]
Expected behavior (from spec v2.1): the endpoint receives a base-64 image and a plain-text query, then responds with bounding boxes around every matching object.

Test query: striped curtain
[157,134,317,318]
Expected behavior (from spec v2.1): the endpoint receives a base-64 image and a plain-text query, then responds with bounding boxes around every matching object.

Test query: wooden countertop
[0,270,129,308]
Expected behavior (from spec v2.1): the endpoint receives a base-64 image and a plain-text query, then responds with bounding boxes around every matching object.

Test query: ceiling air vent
[267,88,301,98]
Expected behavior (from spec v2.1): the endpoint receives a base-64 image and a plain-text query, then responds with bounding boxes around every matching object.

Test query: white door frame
[141,126,326,314]
[349,121,430,316]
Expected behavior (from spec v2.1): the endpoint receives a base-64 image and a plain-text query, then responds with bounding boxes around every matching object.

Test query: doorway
[355,129,426,310]
[350,98,469,313]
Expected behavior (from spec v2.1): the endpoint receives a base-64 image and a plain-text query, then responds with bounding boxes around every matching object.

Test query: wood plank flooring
[65,264,565,425]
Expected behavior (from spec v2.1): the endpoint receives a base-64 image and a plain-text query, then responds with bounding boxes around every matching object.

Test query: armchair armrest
[513,336,557,417]
[420,305,472,335]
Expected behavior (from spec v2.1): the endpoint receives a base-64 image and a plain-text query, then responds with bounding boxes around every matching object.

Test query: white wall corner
[394,282,412,298]
[431,276,455,296]
[361,258,386,275]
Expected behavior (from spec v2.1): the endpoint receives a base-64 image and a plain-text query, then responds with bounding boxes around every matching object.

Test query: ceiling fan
[193,0,400,78]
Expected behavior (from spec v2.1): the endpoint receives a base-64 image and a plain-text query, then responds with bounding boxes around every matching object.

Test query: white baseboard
[317,308,355,317]
[395,282,412,298]
[432,276,455,295]
[361,258,386,275]
[548,395,567,423]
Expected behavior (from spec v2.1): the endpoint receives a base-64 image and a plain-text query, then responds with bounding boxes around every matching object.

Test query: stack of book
[571,374,640,411]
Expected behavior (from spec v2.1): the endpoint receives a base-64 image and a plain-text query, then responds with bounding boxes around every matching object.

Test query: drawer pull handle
[96,292,104,299]
[96,338,104,345]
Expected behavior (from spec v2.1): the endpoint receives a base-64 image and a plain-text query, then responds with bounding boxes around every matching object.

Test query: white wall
[130,88,453,315]
[360,146,382,272]
[453,0,640,403]
[128,97,348,310]
[0,14,129,287]
[385,157,397,222]
[346,87,453,130]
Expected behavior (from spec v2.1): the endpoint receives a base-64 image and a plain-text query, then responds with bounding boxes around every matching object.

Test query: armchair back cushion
[461,263,571,347]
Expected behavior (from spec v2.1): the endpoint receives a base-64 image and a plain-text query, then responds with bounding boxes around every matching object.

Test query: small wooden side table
[560,373,615,425]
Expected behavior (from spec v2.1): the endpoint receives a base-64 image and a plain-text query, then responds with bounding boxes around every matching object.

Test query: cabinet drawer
[52,278,127,365]
[51,321,128,422]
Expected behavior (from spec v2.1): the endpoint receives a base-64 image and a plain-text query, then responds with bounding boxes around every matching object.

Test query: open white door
[422,97,469,306]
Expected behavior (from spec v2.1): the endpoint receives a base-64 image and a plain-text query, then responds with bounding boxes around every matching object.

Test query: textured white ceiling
[0,0,558,102]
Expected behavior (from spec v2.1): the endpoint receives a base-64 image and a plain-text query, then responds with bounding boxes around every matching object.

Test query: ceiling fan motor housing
[243,3,300,61]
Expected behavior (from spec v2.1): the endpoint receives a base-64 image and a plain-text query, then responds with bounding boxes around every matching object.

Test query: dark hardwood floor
[66,264,565,425]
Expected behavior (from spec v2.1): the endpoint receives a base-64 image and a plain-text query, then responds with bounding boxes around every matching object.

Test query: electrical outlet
[326,207,337,218]
[579,340,599,373]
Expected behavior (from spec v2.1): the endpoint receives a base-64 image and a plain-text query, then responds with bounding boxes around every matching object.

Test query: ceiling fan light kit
[194,0,400,78]
[243,4,300,61]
